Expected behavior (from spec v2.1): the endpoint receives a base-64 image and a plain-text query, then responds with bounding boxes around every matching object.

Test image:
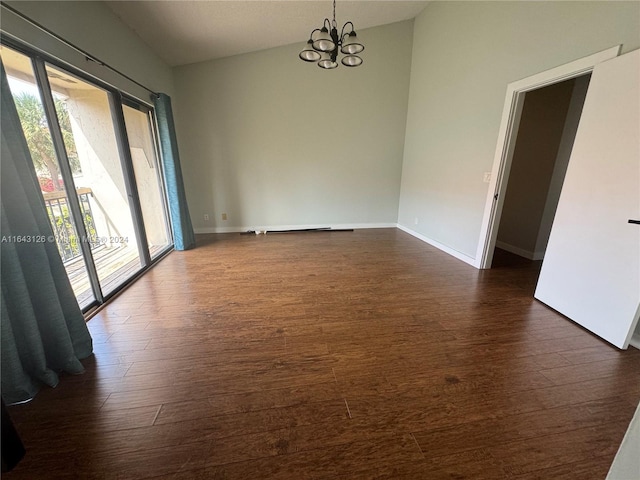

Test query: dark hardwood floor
[6,229,640,479]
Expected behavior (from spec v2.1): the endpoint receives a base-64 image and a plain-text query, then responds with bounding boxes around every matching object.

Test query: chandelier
[298,0,364,69]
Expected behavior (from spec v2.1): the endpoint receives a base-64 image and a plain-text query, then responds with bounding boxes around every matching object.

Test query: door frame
[474,45,621,269]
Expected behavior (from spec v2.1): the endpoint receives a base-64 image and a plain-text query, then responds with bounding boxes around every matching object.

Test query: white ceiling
[105,1,429,67]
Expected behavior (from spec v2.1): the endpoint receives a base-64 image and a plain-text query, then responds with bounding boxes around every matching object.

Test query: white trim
[475,45,621,269]
[194,223,397,234]
[495,241,544,261]
[397,224,476,267]
[195,227,243,234]
[196,223,478,268]
[629,333,640,350]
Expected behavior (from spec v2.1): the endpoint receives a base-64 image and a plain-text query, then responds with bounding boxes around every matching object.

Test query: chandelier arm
[340,21,355,40]
[309,28,322,40]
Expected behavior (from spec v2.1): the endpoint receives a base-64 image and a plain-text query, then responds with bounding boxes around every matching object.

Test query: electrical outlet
[203,214,209,221]
[221,213,227,221]
[483,172,492,183]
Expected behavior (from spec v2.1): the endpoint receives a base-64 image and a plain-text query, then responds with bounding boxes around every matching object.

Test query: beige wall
[399,1,640,259]
[496,79,575,258]
[173,20,413,232]
[1,1,174,100]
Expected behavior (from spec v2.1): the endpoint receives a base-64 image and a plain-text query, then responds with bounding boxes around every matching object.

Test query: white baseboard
[194,226,242,234]
[495,241,544,261]
[193,223,397,235]
[397,224,476,267]
[629,333,640,350]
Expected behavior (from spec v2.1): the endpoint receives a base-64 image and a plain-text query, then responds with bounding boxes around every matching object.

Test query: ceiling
[105,1,429,67]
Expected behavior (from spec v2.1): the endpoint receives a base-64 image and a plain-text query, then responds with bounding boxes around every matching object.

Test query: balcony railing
[43,187,99,263]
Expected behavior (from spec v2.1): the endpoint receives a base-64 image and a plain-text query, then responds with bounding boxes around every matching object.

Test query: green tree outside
[13,92,81,191]
[14,92,96,261]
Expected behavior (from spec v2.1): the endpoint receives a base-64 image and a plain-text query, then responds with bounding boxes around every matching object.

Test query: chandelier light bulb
[341,31,364,55]
[299,40,322,62]
[318,52,339,69]
[312,27,336,53]
[341,55,362,67]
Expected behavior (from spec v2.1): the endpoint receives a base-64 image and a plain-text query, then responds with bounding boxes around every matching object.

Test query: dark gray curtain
[0,63,93,405]
[153,93,195,250]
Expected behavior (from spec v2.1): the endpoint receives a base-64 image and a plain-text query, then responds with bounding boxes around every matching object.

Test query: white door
[534,49,640,349]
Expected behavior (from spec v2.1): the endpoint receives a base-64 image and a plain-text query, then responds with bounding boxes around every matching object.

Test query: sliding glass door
[45,63,144,298]
[1,43,172,311]
[122,102,172,259]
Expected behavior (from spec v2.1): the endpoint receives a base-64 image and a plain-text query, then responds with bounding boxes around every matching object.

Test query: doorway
[493,74,591,267]
[474,46,621,269]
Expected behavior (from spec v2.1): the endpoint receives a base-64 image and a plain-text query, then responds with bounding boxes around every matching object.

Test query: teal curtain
[153,93,195,250]
[0,64,93,405]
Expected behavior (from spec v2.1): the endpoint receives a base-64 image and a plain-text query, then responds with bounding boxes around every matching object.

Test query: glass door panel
[45,64,143,297]
[122,104,171,258]
[1,46,96,309]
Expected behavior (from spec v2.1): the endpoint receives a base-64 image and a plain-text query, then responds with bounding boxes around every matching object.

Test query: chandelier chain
[332,0,337,28]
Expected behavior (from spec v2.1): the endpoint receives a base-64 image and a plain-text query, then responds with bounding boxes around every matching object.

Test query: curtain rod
[0,2,160,97]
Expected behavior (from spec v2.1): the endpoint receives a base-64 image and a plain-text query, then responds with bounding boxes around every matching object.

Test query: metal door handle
[629,220,640,225]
